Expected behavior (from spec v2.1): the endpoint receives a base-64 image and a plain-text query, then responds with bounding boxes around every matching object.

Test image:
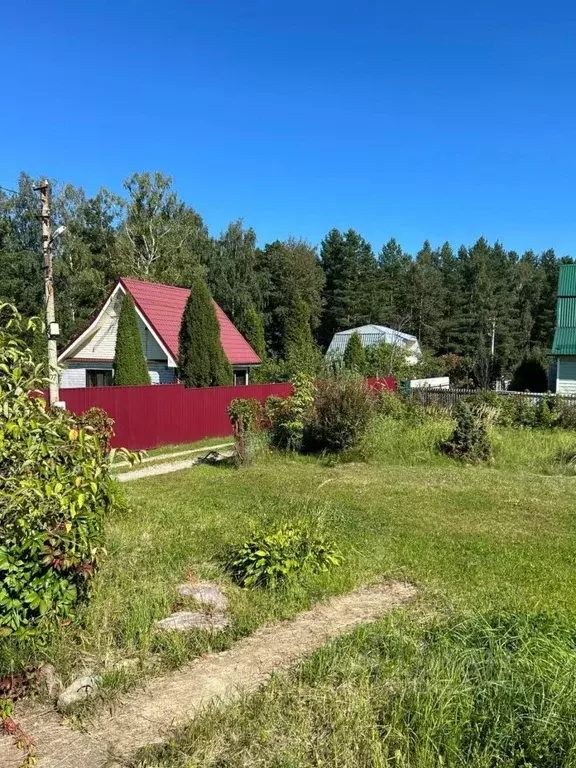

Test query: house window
[233,368,248,386]
[86,369,113,387]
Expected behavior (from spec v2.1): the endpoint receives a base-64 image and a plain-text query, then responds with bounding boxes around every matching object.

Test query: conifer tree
[284,295,322,376]
[240,304,266,359]
[178,277,232,387]
[113,293,150,385]
[343,330,366,372]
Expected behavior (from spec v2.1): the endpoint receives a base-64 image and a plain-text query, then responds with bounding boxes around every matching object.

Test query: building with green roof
[552,264,576,394]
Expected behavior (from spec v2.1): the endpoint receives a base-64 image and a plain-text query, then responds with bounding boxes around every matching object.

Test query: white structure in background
[326,324,421,365]
[408,376,450,389]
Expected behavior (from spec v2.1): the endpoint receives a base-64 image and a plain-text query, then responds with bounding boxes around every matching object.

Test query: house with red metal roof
[58,278,261,388]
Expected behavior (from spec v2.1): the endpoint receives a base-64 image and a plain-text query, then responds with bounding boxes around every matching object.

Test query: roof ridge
[121,277,191,292]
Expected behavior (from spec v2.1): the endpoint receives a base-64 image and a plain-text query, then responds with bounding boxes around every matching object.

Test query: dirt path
[113,442,234,469]
[1,581,414,768]
[117,449,235,482]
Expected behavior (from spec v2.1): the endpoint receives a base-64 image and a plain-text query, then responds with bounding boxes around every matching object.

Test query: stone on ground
[177,581,228,610]
[155,611,229,632]
[57,675,99,709]
[38,663,63,701]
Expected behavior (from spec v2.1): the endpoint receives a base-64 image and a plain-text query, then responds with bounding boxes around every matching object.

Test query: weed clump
[223,522,343,588]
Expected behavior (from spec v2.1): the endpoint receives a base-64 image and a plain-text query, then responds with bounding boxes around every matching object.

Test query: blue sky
[2,1,575,256]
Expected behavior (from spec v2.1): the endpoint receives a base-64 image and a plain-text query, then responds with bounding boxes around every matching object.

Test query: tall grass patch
[143,611,576,767]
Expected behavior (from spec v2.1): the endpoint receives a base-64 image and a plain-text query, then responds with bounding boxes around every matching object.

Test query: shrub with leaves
[441,400,493,462]
[224,522,343,588]
[0,304,127,639]
[268,372,315,451]
[556,397,576,430]
[228,398,263,466]
[304,375,376,453]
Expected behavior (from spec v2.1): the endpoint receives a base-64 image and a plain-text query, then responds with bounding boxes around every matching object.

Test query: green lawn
[6,420,576,765]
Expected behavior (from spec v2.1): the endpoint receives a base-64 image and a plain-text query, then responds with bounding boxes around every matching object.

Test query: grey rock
[38,663,63,701]
[177,581,228,611]
[57,675,99,709]
[155,611,229,633]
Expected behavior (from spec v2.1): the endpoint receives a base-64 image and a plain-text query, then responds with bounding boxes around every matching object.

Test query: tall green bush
[240,305,266,360]
[268,372,315,450]
[178,277,232,387]
[113,293,150,386]
[283,297,323,378]
[0,304,124,638]
[304,375,376,453]
[343,331,366,373]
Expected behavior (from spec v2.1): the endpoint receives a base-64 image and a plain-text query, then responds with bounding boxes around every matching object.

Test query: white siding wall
[65,291,167,366]
[138,321,165,360]
[557,357,576,395]
[70,291,122,360]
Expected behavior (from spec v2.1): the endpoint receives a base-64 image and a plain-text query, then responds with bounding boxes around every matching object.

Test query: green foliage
[342,331,366,373]
[256,238,325,358]
[510,357,549,392]
[240,304,266,359]
[178,276,232,388]
[76,407,115,453]
[157,611,576,767]
[0,304,123,639]
[223,522,343,589]
[113,293,150,386]
[304,375,376,453]
[283,296,323,378]
[441,400,493,462]
[117,171,212,284]
[319,228,378,347]
[228,398,262,466]
[268,373,315,451]
[376,389,408,419]
[208,220,258,329]
[365,340,414,381]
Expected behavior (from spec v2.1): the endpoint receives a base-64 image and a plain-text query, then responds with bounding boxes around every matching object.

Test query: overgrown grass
[5,418,576,755]
[144,612,576,767]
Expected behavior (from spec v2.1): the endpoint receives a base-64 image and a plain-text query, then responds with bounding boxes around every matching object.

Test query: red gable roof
[119,278,261,366]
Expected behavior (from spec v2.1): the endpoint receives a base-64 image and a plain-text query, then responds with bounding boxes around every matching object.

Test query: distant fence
[408,388,576,410]
[50,377,395,450]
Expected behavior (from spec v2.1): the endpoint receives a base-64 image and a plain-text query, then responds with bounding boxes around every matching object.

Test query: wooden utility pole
[36,179,60,406]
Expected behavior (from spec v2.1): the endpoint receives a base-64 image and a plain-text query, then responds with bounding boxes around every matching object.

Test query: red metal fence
[52,377,395,450]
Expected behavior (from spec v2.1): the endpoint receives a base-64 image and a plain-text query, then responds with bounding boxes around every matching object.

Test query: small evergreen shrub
[223,522,343,588]
[304,375,376,453]
[113,293,150,386]
[343,331,366,373]
[441,401,493,462]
